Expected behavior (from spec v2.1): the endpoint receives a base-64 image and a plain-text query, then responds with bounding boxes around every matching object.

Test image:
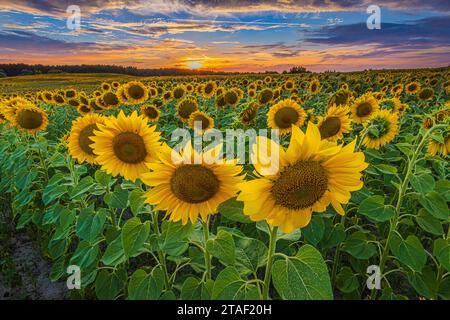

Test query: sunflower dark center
[204,83,214,94]
[112,132,147,164]
[179,101,197,119]
[356,102,373,117]
[103,92,119,106]
[271,160,328,210]
[319,116,341,139]
[170,165,219,203]
[173,88,184,99]
[144,106,159,119]
[274,106,299,128]
[224,91,238,105]
[128,85,145,99]
[193,114,210,130]
[17,109,43,129]
[78,124,98,155]
[259,89,273,104]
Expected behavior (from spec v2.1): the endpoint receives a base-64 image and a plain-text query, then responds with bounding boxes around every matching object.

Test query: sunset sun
[186,61,203,69]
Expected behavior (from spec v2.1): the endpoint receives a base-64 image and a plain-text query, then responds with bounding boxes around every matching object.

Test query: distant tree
[48,68,64,74]
[20,69,34,76]
[0,69,6,77]
[287,66,309,74]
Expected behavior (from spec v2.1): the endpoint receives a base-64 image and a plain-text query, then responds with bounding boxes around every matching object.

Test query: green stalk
[372,124,446,299]
[152,211,171,291]
[262,225,278,300]
[202,218,212,281]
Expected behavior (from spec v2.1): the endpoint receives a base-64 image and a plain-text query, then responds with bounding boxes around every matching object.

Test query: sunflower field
[0,68,449,301]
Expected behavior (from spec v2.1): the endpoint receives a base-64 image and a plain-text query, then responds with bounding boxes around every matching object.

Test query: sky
[0,0,449,72]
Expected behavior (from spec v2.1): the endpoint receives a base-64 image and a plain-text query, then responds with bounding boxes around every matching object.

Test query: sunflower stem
[202,218,212,281]
[371,124,445,299]
[152,210,171,291]
[262,225,278,300]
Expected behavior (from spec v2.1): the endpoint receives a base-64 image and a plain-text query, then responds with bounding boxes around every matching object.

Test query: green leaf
[302,216,325,246]
[105,186,129,209]
[212,267,259,300]
[389,234,427,272]
[419,192,449,220]
[272,245,333,300]
[407,266,437,299]
[373,164,397,175]
[53,209,76,240]
[42,183,67,205]
[69,241,99,269]
[218,197,252,223]
[235,236,268,273]
[433,239,450,272]
[101,235,125,266]
[358,195,395,222]
[435,180,450,201]
[336,267,359,293]
[415,209,444,236]
[129,189,145,215]
[206,230,236,265]
[128,268,164,300]
[410,174,435,194]
[95,269,125,300]
[343,232,376,259]
[121,217,150,258]
[70,176,95,199]
[180,277,202,300]
[76,208,107,243]
[159,220,194,256]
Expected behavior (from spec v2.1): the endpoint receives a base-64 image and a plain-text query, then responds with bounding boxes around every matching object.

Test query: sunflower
[67,113,105,164]
[91,111,161,182]
[362,109,399,149]
[78,104,92,115]
[41,91,54,103]
[101,82,111,92]
[224,90,240,107]
[405,81,421,94]
[12,104,48,134]
[202,81,217,98]
[379,97,402,113]
[327,88,354,108]
[52,93,66,105]
[317,105,352,141]
[177,97,199,122]
[101,91,120,108]
[309,79,321,95]
[163,91,172,101]
[284,79,295,91]
[422,116,434,130]
[141,143,244,225]
[267,99,306,135]
[417,88,434,101]
[140,104,160,122]
[240,101,259,125]
[123,81,149,104]
[351,93,380,124]
[428,131,450,157]
[258,88,274,105]
[188,111,214,133]
[237,123,368,233]
[215,95,227,108]
[172,85,185,100]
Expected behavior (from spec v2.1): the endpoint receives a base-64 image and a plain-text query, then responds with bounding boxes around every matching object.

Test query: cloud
[1,0,448,17]
[304,15,450,50]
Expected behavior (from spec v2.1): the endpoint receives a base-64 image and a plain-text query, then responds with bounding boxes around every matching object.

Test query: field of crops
[0,69,449,300]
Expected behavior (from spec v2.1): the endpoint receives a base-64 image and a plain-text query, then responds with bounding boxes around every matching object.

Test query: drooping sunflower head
[317,104,352,141]
[422,116,434,130]
[417,87,434,101]
[327,88,354,108]
[140,104,161,122]
[258,88,274,105]
[215,94,227,109]
[428,129,450,157]
[362,109,399,149]
[237,123,368,233]
[141,142,244,225]
[267,99,307,135]
[240,101,259,125]
[12,104,48,134]
[188,111,214,133]
[123,81,149,104]
[177,97,199,122]
[351,93,380,124]
[67,113,105,164]
[91,111,162,182]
